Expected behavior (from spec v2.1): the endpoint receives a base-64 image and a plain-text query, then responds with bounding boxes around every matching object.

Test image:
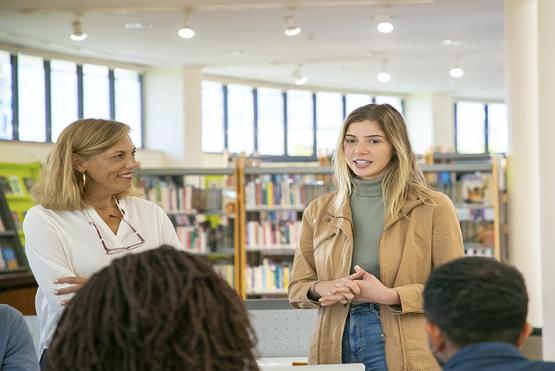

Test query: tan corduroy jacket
[288,190,464,371]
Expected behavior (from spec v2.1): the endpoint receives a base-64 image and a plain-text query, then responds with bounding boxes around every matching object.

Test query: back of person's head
[48,246,259,371]
[31,118,139,211]
[424,256,528,348]
[333,103,432,217]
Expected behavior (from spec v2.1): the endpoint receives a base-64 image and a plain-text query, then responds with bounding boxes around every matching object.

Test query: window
[227,84,254,154]
[201,81,225,153]
[18,54,46,142]
[375,95,403,114]
[456,102,486,153]
[83,64,109,119]
[257,87,284,156]
[0,51,12,140]
[345,94,372,117]
[286,90,314,157]
[455,101,507,154]
[316,92,343,156]
[115,68,142,147]
[51,59,78,142]
[487,103,507,153]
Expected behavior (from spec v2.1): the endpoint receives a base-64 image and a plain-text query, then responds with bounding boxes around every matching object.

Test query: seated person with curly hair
[47,245,259,371]
[423,256,555,371]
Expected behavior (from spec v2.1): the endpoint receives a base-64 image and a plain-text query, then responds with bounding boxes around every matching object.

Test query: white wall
[404,93,434,154]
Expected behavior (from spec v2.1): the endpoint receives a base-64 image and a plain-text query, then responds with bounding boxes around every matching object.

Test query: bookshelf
[238,165,334,299]
[136,167,238,290]
[0,162,41,245]
[140,154,508,299]
[0,186,28,273]
[422,154,508,261]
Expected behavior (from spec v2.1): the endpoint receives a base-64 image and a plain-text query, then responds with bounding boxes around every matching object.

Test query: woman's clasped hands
[316,265,400,306]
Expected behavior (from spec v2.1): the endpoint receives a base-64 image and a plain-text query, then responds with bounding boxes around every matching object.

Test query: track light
[376,15,394,34]
[70,18,87,41]
[284,16,302,36]
[377,59,391,82]
[449,67,464,78]
[178,9,195,39]
[293,65,308,86]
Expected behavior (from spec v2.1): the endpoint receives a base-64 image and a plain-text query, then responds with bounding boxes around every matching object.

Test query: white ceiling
[0,0,505,99]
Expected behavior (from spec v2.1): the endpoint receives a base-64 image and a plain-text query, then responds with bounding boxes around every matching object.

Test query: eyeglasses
[88,214,145,255]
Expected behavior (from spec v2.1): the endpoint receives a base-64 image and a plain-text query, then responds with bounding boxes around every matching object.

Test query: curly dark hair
[48,246,259,371]
[423,256,528,347]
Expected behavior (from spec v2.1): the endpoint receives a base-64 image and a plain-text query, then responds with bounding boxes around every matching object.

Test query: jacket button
[381,333,385,342]
[325,217,331,222]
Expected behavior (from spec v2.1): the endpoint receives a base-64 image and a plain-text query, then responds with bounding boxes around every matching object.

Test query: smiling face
[343,120,394,180]
[76,135,139,199]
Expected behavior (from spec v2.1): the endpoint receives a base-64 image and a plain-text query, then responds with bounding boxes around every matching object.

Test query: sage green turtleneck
[350,177,384,278]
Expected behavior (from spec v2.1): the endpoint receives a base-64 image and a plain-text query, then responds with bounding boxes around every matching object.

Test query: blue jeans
[342,303,388,371]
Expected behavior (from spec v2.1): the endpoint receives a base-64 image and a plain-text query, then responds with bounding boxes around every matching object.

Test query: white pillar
[182,66,203,167]
[431,93,454,152]
[538,0,555,360]
[504,0,543,329]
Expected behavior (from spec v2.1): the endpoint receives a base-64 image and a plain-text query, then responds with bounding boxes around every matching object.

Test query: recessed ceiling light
[231,50,247,57]
[449,67,464,78]
[124,22,152,30]
[178,26,195,39]
[377,72,391,82]
[284,16,302,36]
[377,21,394,34]
[442,39,462,46]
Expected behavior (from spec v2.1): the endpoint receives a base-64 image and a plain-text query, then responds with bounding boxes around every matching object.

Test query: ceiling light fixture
[449,66,464,78]
[377,59,391,82]
[293,65,308,86]
[178,9,195,39]
[376,15,394,34]
[70,17,87,41]
[284,15,302,36]
[449,56,465,78]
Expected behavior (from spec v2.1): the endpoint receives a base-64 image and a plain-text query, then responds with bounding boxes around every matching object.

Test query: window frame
[0,52,145,147]
[454,101,507,154]
[201,80,405,162]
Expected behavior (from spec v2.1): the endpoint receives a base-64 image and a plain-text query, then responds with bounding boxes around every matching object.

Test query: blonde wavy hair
[32,119,141,211]
[333,104,435,219]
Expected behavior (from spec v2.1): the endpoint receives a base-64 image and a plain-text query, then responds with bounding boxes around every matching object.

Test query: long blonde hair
[333,104,435,219]
[32,119,141,211]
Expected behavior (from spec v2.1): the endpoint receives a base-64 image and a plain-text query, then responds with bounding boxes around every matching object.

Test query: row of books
[213,264,234,288]
[246,259,291,293]
[0,175,34,196]
[245,174,334,208]
[456,207,495,222]
[143,182,224,213]
[246,220,301,249]
[0,212,23,232]
[465,244,495,258]
[427,172,493,205]
[176,223,234,253]
[0,246,18,269]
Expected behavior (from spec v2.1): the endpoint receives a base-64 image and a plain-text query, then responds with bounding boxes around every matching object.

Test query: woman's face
[79,135,139,198]
[343,120,394,180]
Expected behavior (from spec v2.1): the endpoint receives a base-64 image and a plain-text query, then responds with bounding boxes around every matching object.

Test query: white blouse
[23,197,183,353]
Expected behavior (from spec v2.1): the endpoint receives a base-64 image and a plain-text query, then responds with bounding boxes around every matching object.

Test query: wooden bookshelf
[136,167,238,290]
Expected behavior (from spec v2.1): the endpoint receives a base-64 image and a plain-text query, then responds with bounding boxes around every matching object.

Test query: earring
[82,171,87,190]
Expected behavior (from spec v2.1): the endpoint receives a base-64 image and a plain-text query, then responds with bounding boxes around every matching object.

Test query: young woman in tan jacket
[288,103,464,371]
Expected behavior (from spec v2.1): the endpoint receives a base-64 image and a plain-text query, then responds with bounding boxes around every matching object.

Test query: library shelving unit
[0,162,41,245]
[236,162,334,299]
[0,185,36,314]
[135,167,239,289]
[422,153,508,261]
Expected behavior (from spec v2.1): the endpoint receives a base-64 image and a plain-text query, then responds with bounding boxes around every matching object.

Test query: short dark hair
[423,257,528,347]
[48,246,259,371]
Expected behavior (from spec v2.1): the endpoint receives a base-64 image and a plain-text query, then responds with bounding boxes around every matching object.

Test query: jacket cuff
[389,285,424,314]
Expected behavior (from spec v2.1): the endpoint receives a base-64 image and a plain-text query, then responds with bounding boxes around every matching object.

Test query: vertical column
[538,0,555,360]
[504,0,542,328]
[182,66,203,167]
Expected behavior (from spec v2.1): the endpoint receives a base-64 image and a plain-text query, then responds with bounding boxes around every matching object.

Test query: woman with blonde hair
[288,104,464,371]
[23,119,182,370]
